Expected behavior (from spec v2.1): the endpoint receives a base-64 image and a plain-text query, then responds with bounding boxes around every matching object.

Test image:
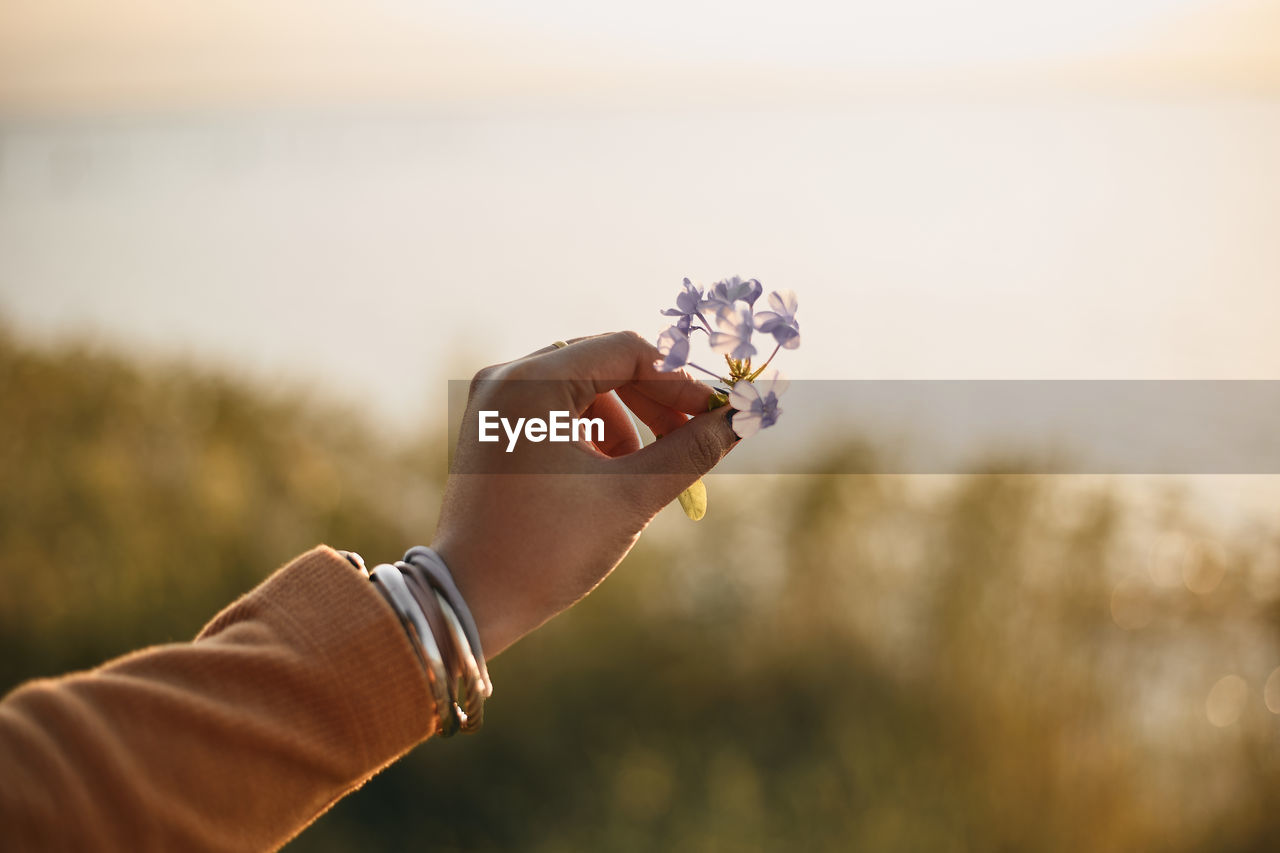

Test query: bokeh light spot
[1206,674,1248,728]
[1264,667,1280,715]
[1183,538,1227,596]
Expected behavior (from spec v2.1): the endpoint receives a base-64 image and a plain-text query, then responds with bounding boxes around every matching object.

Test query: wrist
[427,539,531,659]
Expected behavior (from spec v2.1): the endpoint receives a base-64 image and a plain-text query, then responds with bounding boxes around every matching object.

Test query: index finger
[529,330,714,415]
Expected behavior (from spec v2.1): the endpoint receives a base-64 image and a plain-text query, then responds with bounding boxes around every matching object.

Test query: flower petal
[755,368,790,400]
[760,400,782,429]
[768,289,798,317]
[698,295,725,315]
[753,310,782,332]
[657,325,685,349]
[715,304,751,332]
[658,348,689,371]
[708,331,739,356]
[773,324,801,349]
[730,409,763,439]
[655,326,690,371]
[728,381,760,411]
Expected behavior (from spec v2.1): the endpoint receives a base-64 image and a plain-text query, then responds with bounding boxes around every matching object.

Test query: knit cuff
[198,545,438,764]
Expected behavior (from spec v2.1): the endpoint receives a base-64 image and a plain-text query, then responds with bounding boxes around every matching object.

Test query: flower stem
[747,343,782,381]
[687,361,727,382]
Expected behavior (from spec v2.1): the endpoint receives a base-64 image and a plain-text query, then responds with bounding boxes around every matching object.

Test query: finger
[615,384,690,439]
[610,407,738,511]
[582,391,643,457]
[529,331,715,414]
[520,334,602,360]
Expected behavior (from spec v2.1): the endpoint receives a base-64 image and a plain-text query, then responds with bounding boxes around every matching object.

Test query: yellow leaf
[677,479,708,521]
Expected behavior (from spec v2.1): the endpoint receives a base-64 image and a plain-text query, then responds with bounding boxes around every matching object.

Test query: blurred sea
[2,96,1279,519]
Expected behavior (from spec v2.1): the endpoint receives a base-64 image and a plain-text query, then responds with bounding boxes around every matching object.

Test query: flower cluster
[655,276,799,438]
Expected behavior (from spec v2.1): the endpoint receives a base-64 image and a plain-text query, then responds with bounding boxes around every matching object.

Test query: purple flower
[709,304,756,361]
[654,326,690,372]
[699,276,763,316]
[660,278,707,334]
[753,289,801,350]
[728,370,788,438]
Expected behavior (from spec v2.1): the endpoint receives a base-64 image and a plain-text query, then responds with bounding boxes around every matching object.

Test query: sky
[2,0,1280,113]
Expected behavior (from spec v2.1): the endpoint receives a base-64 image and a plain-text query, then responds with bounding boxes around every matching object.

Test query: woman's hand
[431,331,737,657]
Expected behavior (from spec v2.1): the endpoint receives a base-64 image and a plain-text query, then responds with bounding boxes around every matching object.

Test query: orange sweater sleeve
[0,545,437,852]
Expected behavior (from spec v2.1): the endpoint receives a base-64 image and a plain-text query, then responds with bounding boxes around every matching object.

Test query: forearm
[0,546,435,852]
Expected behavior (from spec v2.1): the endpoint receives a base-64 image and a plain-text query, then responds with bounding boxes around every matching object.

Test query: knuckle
[566,377,597,406]
[468,364,500,399]
[474,359,545,408]
[686,423,726,472]
[500,360,537,382]
[611,330,648,349]
[469,361,539,405]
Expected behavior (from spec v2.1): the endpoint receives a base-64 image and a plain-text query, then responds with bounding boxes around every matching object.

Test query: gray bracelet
[369,563,461,737]
[335,549,369,577]
[400,546,492,699]
[432,590,486,732]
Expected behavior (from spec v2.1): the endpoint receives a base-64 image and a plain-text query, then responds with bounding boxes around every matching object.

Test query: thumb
[613,406,738,512]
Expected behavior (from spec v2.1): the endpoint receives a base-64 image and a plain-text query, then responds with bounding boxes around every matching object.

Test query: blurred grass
[2,326,1278,852]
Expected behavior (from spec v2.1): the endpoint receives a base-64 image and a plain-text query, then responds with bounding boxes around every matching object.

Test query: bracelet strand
[399,568,483,731]
[401,546,492,699]
[369,563,461,736]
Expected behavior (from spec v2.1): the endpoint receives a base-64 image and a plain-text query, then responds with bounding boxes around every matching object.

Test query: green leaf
[677,479,708,521]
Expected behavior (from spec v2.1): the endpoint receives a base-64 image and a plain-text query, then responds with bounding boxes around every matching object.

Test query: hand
[431,331,737,657]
